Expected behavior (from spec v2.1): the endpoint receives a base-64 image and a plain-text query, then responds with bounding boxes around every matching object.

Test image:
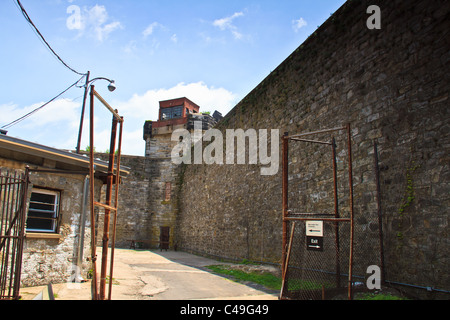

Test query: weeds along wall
[177,0,449,298]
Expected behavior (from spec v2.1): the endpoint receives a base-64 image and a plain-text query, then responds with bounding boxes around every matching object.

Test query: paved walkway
[20,249,279,300]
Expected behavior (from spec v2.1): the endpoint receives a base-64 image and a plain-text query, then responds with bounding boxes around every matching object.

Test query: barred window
[26,189,60,233]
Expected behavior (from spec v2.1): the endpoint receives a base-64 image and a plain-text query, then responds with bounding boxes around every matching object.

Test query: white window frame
[26,188,60,233]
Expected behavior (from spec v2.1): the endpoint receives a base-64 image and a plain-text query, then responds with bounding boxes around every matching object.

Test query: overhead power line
[14,0,87,77]
[1,75,85,130]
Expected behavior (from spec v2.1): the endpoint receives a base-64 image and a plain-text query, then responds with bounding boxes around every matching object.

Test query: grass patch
[206,265,408,300]
[287,279,333,291]
[206,265,282,290]
[356,292,408,300]
[206,265,332,292]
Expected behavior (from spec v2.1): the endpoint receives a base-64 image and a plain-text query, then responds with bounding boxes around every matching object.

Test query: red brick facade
[153,97,200,128]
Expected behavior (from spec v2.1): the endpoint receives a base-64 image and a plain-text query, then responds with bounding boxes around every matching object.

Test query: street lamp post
[75,71,116,154]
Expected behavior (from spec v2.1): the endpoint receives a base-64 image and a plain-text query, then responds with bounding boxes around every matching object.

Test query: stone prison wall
[176,0,449,298]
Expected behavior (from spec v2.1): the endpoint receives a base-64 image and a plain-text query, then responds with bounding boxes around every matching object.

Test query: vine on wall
[396,161,420,241]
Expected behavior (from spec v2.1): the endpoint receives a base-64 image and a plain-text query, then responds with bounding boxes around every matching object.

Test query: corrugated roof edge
[0,134,129,176]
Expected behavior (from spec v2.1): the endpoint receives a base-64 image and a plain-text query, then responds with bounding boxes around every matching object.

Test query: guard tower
[142,97,220,250]
[144,97,200,157]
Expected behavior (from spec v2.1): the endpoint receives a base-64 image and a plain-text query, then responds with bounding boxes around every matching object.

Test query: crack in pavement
[139,275,169,297]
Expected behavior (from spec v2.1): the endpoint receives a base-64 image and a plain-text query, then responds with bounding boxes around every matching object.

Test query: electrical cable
[1,75,86,130]
[14,0,87,77]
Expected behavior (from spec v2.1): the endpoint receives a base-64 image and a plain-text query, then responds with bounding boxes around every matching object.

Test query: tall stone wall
[177,0,449,297]
[110,155,151,248]
[89,153,150,249]
[95,145,181,249]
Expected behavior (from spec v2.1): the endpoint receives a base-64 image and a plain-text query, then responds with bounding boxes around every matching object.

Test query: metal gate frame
[0,167,29,300]
[280,124,355,300]
[88,85,123,300]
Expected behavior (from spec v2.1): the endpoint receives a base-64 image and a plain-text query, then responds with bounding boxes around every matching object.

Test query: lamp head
[107,80,116,92]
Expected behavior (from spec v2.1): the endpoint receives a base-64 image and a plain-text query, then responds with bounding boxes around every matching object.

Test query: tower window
[161,106,183,120]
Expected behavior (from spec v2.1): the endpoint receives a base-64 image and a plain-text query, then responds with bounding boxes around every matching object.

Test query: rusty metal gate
[280,125,355,300]
[88,85,124,300]
[0,167,29,300]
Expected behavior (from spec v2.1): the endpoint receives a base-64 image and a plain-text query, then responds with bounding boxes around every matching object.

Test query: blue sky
[0,0,346,156]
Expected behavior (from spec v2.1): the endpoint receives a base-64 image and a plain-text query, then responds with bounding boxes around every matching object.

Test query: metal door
[160,226,170,251]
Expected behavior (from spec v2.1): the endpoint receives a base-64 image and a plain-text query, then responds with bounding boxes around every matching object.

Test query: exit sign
[306,221,324,251]
[306,236,323,251]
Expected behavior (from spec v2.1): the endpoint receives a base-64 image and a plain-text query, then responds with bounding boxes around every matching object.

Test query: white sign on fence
[306,221,323,237]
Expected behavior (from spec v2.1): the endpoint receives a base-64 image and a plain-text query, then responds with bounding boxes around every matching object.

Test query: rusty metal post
[373,141,386,284]
[76,71,90,154]
[346,123,354,300]
[88,85,99,300]
[280,222,296,299]
[331,137,341,288]
[13,166,29,300]
[281,132,289,281]
[108,116,123,300]
[280,125,354,300]
[99,115,118,300]
[7,172,17,299]
[86,85,122,300]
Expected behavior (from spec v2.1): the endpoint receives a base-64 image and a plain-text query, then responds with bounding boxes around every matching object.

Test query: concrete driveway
[21,248,279,300]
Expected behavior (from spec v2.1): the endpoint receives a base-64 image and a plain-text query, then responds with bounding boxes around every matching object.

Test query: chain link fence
[280,126,383,300]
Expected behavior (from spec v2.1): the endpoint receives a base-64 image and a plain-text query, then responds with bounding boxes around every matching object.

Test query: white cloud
[66,4,122,41]
[123,40,138,55]
[0,98,84,150]
[1,83,237,156]
[213,12,243,30]
[292,17,307,32]
[117,82,237,124]
[120,129,146,157]
[141,22,175,52]
[213,12,244,40]
[97,21,122,41]
[88,5,123,41]
[142,22,164,38]
[1,99,80,129]
[114,82,237,155]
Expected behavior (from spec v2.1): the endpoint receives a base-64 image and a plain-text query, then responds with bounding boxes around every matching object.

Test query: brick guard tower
[142,97,221,249]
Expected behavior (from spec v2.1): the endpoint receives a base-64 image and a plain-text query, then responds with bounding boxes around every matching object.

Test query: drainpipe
[75,175,89,282]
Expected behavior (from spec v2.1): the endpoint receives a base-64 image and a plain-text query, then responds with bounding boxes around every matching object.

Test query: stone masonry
[94,0,448,299]
[176,0,449,298]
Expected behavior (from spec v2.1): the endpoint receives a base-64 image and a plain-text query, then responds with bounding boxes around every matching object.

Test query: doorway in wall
[160,226,170,251]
